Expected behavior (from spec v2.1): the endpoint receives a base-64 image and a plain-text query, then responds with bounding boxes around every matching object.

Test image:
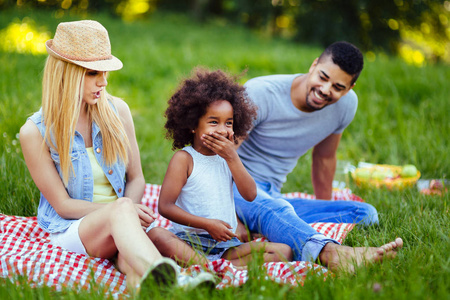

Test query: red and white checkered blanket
[0,184,361,298]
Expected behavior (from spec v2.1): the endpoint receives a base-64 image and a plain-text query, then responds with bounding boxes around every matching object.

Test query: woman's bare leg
[78,198,163,284]
[115,252,141,289]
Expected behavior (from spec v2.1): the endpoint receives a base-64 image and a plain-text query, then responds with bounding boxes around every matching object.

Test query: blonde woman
[19,20,213,292]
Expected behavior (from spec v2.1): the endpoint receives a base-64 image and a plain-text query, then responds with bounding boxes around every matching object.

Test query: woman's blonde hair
[42,56,129,186]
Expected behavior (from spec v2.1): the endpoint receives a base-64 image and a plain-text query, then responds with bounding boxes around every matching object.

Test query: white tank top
[170,146,237,235]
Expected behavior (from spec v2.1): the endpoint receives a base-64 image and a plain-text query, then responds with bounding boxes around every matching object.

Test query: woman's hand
[134,203,158,228]
[204,218,237,242]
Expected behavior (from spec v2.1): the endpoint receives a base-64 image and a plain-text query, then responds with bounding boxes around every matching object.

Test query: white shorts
[49,217,88,255]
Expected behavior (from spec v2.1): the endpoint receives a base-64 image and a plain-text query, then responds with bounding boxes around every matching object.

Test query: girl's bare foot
[318,237,403,273]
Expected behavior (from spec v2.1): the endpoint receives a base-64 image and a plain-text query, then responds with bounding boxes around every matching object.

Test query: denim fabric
[234,181,379,262]
[175,232,243,255]
[29,108,126,233]
[175,232,243,261]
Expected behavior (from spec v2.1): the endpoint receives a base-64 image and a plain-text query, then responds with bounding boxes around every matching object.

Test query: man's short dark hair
[318,41,364,85]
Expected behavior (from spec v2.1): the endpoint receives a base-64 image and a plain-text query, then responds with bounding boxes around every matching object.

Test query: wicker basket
[352,164,421,189]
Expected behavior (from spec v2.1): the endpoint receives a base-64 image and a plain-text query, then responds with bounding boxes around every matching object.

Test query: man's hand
[235,218,250,242]
[235,217,263,242]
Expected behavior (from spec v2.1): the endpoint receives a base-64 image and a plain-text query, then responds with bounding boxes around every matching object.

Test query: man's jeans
[233,181,379,262]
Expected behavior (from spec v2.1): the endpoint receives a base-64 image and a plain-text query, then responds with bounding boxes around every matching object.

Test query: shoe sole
[141,258,178,290]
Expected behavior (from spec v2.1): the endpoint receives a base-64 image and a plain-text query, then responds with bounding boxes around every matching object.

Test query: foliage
[0,7,449,300]
[2,0,449,63]
[226,0,450,64]
[0,0,157,20]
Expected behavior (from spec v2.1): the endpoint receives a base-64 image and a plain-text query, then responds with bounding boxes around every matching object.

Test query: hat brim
[45,40,123,72]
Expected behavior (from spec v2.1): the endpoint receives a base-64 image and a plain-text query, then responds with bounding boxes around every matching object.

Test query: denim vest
[29,108,126,233]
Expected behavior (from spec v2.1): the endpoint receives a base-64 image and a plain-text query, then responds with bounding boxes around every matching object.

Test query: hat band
[52,47,113,62]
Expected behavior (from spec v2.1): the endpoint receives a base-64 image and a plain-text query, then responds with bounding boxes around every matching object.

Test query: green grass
[1,7,449,300]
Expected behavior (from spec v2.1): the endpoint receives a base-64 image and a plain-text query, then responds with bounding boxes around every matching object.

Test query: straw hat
[45,20,123,71]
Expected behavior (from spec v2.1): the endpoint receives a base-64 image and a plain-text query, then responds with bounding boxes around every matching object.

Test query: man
[234,41,402,272]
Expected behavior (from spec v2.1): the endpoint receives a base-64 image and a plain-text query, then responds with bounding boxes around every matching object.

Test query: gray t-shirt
[237,74,358,190]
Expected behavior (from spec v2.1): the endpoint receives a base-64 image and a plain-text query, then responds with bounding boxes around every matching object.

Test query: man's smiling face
[302,55,355,112]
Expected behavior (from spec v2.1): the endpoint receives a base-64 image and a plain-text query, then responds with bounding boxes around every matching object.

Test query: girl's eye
[226,121,233,126]
[87,71,98,76]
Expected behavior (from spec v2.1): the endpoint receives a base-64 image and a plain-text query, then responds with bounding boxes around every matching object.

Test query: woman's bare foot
[318,237,403,274]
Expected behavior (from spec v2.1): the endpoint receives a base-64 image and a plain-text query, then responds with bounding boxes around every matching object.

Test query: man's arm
[311,133,342,200]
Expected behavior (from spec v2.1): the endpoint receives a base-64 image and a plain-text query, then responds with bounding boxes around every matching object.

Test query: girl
[148,69,293,266]
[19,20,212,291]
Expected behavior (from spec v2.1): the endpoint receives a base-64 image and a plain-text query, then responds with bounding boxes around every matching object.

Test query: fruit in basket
[401,164,418,177]
[354,163,420,189]
[372,169,394,180]
[355,168,371,179]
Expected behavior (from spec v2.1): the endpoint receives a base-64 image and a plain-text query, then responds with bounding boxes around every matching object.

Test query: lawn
[0,7,448,300]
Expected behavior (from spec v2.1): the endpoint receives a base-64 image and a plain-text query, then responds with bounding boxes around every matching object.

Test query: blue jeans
[233,181,379,262]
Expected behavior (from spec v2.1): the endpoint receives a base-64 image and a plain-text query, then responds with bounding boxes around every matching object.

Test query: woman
[19,20,213,292]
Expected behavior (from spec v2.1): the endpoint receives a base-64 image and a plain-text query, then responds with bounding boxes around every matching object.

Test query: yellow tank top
[86,147,118,203]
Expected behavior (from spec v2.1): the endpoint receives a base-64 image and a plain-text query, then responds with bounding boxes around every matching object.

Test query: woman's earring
[192,130,195,133]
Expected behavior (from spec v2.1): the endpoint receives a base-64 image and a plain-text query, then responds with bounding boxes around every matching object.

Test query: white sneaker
[139,257,179,291]
[177,272,216,291]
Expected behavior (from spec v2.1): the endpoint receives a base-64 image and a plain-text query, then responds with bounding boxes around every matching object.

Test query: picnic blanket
[0,184,361,298]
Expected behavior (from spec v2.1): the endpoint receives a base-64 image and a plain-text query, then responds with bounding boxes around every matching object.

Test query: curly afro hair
[164,68,257,150]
